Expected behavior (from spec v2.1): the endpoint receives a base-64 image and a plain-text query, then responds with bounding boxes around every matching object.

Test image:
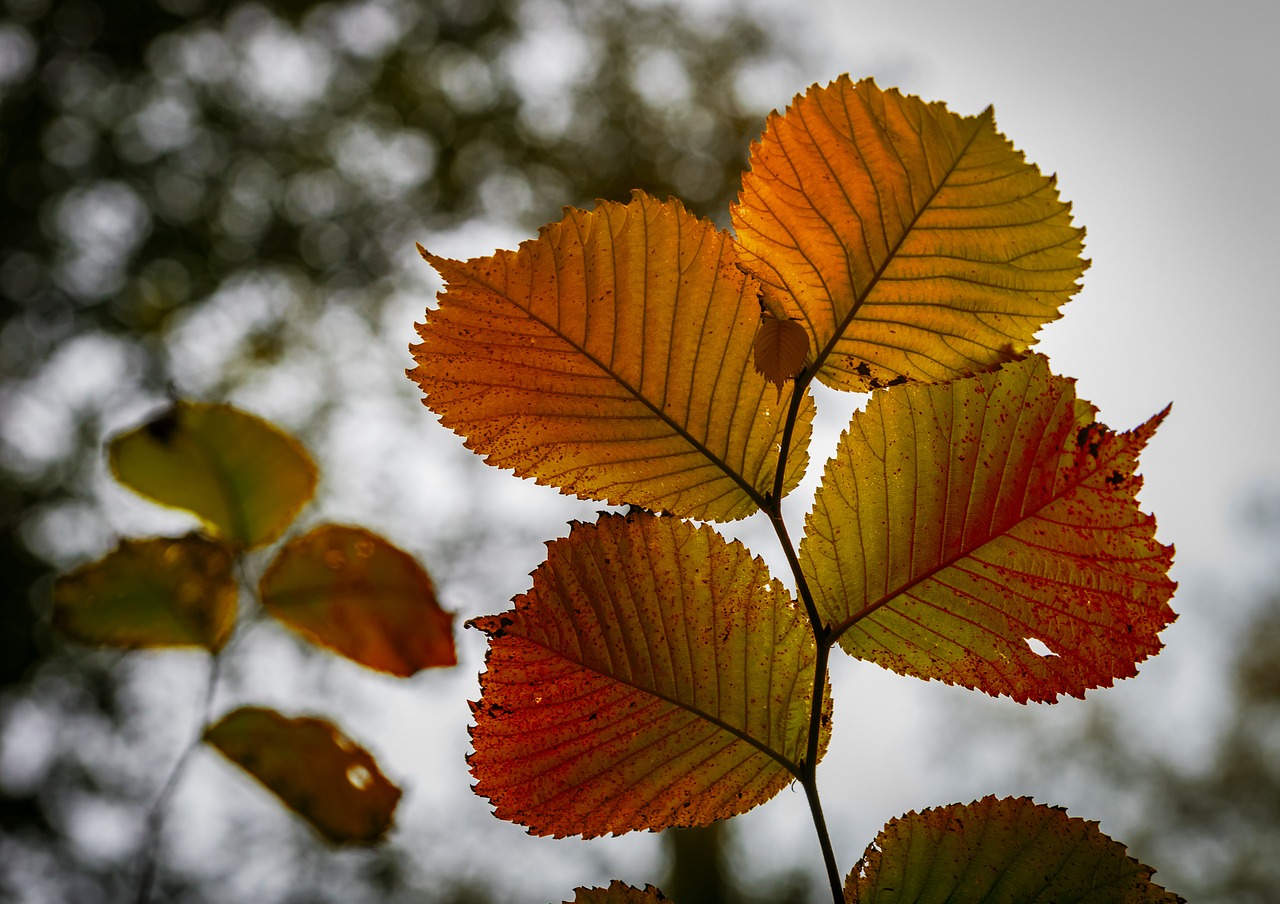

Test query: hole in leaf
[1024,637,1056,658]
[346,764,373,790]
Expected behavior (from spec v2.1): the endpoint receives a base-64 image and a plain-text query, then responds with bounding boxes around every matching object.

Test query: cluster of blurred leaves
[0,0,789,899]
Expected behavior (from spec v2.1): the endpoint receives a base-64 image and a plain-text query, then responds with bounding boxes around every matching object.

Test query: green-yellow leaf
[801,354,1175,702]
[845,796,1184,903]
[259,524,456,677]
[52,534,237,652]
[733,76,1086,391]
[468,512,828,838]
[409,191,814,522]
[569,882,671,903]
[204,706,401,845]
[109,402,317,548]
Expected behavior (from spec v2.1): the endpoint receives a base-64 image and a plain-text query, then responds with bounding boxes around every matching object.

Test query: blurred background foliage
[1,0,1276,901]
[0,0,803,900]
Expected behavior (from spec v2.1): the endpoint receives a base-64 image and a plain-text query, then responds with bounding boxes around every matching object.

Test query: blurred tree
[0,0,797,899]
[953,502,1280,904]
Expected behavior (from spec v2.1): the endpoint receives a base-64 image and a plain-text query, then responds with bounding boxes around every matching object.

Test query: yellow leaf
[733,76,1086,391]
[410,191,814,522]
[259,524,456,677]
[204,706,401,845]
[109,402,317,549]
[52,534,237,652]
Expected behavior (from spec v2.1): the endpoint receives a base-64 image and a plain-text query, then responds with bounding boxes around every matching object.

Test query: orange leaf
[205,706,401,845]
[733,77,1086,391]
[752,314,809,391]
[468,513,828,837]
[259,524,455,677]
[53,534,237,652]
[846,797,1184,903]
[801,354,1175,702]
[409,191,814,522]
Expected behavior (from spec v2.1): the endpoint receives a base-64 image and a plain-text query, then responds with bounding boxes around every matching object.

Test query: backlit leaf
[259,524,456,676]
[52,534,237,652]
[733,76,1086,391]
[109,402,317,548]
[204,706,401,845]
[468,512,828,838]
[845,796,1184,903]
[753,314,810,391]
[800,354,1175,702]
[569,882,671,903]
[410,191,815,522]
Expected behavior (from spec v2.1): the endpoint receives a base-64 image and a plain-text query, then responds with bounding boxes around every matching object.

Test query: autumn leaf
[110,402,317,548]
[204,706,401,845]
[733,77,1086,392]
[845,796,1184,903]
[800,354,1175,702]
[569,882,671,903]
[259,524,456,676]
[753,314,810,391]
[468,512,828,837]
[52,534,237,652]
[409,191,815,522]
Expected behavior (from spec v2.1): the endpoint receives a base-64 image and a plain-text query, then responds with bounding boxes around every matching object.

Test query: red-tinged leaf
[259,524,455,677]
[468,512,828,838]
[845,796,1185,903]
[52,534,237,652]
[733,76,1086,392]
[800,354,1175,702]
[753,314,809,391]
[409,191,814,522]
[109,402,317,548]
[204,706,401,845]
[569,882,671,903]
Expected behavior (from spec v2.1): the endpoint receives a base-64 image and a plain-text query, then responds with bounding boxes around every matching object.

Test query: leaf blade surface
[801,354,1175,701]
[733,77,1086,391]
[52,534,237,652]
[469,513,827,837]
[846,796,1184,903]
[410,192,814,522]
[259,524,455,676]
[569,882,671,903]
[109,402,317,548]
[204,706,401,845]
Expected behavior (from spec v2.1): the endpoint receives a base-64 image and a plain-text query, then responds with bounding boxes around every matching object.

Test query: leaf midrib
[446,255,771,515]
[828,410,1134,644]
[807,109,993,383]
[498,631,807,778]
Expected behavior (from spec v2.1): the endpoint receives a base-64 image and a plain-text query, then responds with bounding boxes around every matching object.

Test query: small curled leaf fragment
[752,314,809,392]
[568,881,670,903]
[204,706,401,845]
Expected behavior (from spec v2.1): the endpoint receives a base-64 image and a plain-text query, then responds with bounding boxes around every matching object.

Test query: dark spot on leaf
[855,362,872,377]
[1105,470,1125,487]
[145,410,181,443]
